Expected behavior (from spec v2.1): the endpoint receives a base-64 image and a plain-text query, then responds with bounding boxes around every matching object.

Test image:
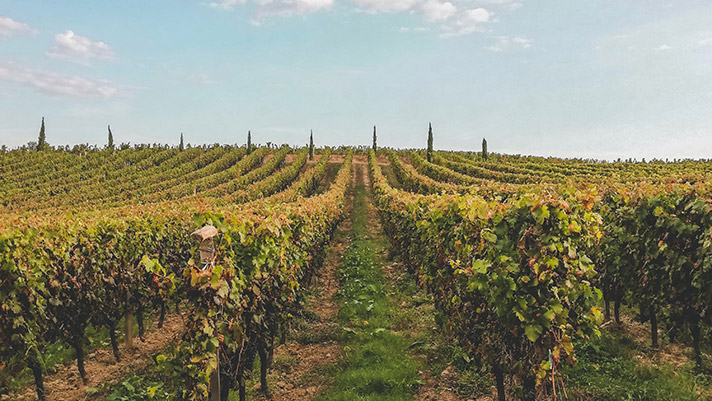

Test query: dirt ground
[328,154,345,163]
[304,153,322,166]
[12,311,187,401]
[250,160,356,401]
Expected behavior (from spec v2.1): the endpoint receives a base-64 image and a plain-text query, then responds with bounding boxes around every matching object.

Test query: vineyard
[1,143,712,401]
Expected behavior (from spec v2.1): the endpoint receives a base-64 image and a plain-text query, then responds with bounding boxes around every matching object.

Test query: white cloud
[291,0,334,13]
[0,62,126,98]
[256,0,333,17]
[486,35,532,51]
[207,0,247,9]
[209,0,513,37]
[47,31,115,64]
[209,0,331,16]
[399,26,431,33]
[352,0,418,13]
[654,44,672,51]
[421,0,456,21]
[352,0,515,19]
[440,8,490,37]
[697,37,712,47]
[473,0,521,11]
[0,16,38,39]
[499,1,522,11]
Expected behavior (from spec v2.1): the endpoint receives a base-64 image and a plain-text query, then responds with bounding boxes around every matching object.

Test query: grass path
[249,157,474,401]
[315,160,421,401]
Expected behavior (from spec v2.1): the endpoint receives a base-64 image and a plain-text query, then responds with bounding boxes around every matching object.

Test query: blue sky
[1,1,711,159]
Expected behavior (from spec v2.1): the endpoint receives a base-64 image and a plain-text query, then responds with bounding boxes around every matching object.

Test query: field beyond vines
[1,144,711,401]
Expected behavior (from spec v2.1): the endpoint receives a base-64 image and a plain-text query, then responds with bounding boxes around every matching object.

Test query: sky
[1,1,711,160]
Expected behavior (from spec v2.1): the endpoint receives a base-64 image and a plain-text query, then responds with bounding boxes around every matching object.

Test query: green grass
[316,162,343,194]
[386,246,494,400]
[562,330,711,400]
[289,309,340,345]
[315,183,420,401]
[379,165,402,190]
[104,373,172,401]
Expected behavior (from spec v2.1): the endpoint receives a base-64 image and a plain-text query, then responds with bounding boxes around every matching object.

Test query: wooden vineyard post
[125,292,133,348]
[209,348,220,401]
[190,225,220,400]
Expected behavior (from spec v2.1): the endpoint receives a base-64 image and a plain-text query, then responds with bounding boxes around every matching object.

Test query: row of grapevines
[1,148,347,400]
[0,213,190,400]
[394,151,555,203]
[230,148,310,203]
[1,147,148,188]
[444,152,568,181]
[592,182,712,363]
[15,146,261,217]
[402,149,712,369]
[262,148,333,204]
[407,151,486,186]
[0,148,266,232]
[370,150,602,401]
[197,147,288,199]
[156,151,353,400]
[10,147,230,212]
[24,147,182,196]
[1,147,167,205]
[386,150,466,194]
[431,152,538,184]
[91,146,243,206]
[231,148,333,204]
[137,147,277,203]
[467,150,712,181]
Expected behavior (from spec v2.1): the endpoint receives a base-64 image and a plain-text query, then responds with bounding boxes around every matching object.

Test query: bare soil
[612,314,692,369]
[250,161,357,401]
[376,154,390,166]
[328,154,345,163]
[12,311,187,401]
[304,154,322,166]
[417,369,496,401]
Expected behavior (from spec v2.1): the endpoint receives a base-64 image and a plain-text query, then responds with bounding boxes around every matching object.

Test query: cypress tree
[482,138,488,161]
[37,117,47,151]
[426,122,433,162]
[309,130,314,160]
[179,133,184,151]
[372,126,377,152]
[247,131,252,155]
[108,125,114,150]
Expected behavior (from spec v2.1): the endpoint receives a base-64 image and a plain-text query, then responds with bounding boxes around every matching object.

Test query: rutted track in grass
[315,160,420,401]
